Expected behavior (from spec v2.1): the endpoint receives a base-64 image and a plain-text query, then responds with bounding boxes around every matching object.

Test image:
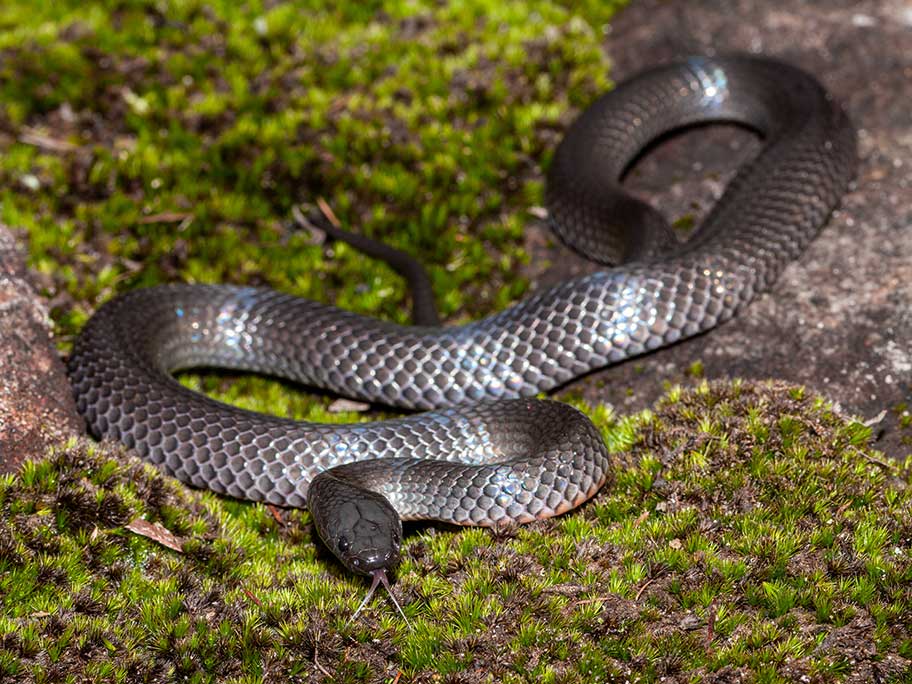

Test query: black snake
[68,56,857,590]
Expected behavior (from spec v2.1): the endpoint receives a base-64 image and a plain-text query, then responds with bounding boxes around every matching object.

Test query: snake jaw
[345,543,400,575]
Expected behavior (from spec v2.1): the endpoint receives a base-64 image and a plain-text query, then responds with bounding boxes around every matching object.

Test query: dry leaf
[125,518,185,552]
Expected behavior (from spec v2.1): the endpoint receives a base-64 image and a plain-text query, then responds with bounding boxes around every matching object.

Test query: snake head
[308,471,403,576]
[330,496,403,575]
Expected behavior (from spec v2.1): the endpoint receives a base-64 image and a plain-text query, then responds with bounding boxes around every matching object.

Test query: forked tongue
[349,568,411,627]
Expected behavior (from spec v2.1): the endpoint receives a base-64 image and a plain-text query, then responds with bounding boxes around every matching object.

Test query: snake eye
[337,536,350,553]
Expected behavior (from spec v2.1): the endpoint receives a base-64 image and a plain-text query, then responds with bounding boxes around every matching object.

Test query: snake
[68,56,857,593]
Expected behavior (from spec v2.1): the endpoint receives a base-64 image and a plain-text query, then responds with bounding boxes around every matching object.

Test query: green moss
[0,0,619,343]
[0,0,631,459]
[2,1,911,681]
[1,383,910,681]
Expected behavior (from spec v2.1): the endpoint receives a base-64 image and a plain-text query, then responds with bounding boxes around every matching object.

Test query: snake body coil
[69,56,856,575]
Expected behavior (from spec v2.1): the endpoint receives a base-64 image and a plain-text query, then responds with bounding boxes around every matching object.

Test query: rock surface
[534,0,912,457]
[0,226,82,472]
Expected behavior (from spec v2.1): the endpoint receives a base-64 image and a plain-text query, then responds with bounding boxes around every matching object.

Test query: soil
[529,0,912,458]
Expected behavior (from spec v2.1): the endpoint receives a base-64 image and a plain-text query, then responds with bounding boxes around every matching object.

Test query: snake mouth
[344,547,400,576]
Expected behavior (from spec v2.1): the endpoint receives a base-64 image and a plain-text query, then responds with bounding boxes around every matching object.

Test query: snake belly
[68,56,856,539]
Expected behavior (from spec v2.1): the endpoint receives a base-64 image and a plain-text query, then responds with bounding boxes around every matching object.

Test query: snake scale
[68,56,857,581]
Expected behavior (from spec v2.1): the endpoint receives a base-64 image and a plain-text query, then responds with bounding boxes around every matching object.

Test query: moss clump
[0,0,628,427]
[2,2,910,682]
[0,0,622,343]
[1,382,910,682]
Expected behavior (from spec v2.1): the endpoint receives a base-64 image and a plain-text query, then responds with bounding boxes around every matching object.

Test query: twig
[863,453,894,470]
[19,127,79,152]
[574,597,608,607]
[290,204,328,244]
[137,211,192,225]
[266,504,285,525]
[705,600,717,647]
[242,588,263,608]
[316,196,342,228]
[314,633,332,678]
[635,578,656,601]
